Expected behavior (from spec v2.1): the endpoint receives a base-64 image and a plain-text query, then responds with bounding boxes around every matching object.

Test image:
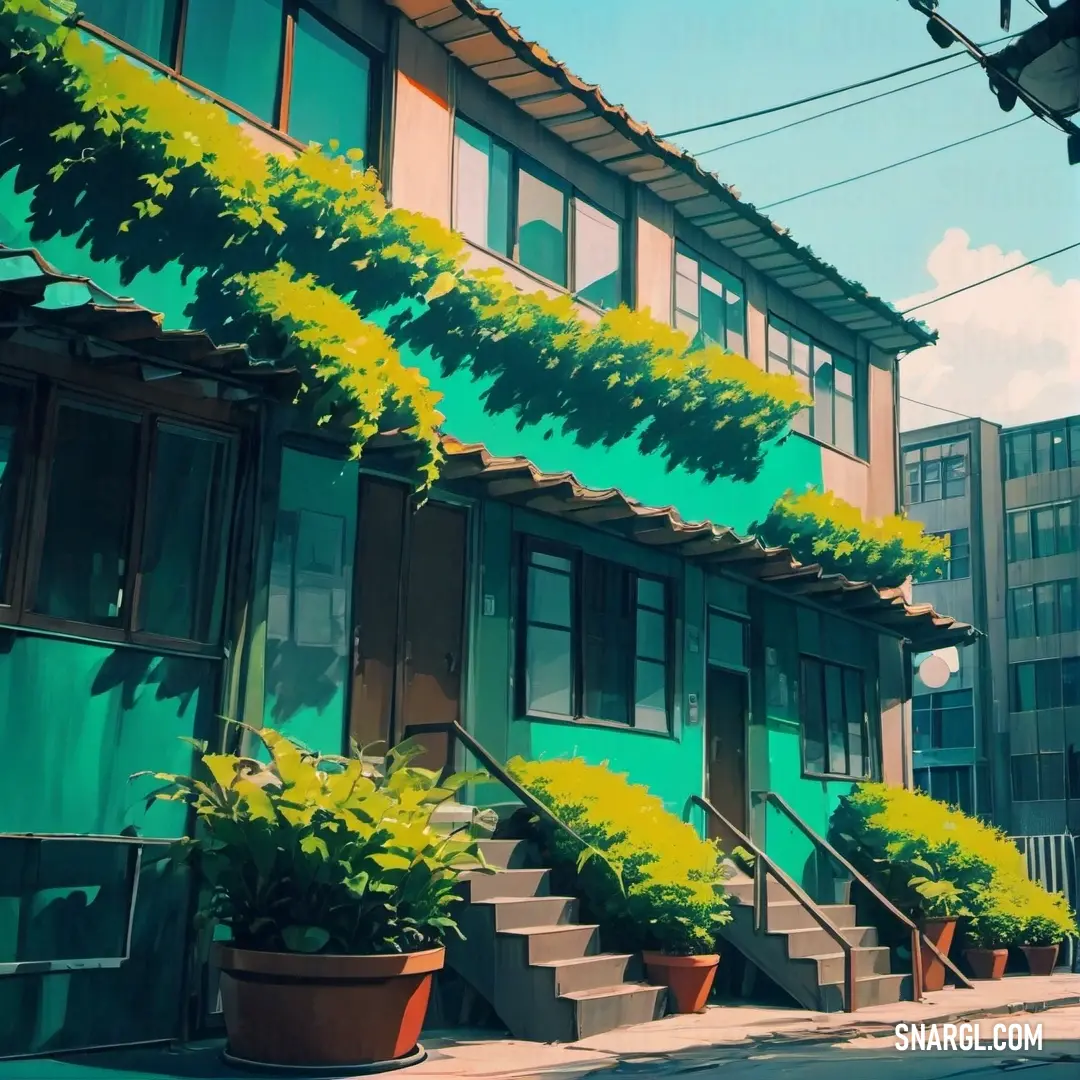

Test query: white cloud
[898,228,1080,432]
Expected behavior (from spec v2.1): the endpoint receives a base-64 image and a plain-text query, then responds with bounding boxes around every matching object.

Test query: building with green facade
[0,0,971,1057]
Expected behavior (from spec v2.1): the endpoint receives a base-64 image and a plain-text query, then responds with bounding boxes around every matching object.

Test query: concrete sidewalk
[413,972,1080,1078]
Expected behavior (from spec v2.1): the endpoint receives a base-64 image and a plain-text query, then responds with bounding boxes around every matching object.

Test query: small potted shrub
[1018,915,1068,976]
[907,853,971,992]
[141,728,491,1070]
[962,910,1020,981]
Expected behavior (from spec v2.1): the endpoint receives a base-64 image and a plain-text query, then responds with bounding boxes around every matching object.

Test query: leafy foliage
[830,783,1077,942]
[964,906,1022,950]
[135,728,492,955]
[507,757,731,956]
[1019,915,1068,948]
[0,0,808,487]
[754,488,949,588]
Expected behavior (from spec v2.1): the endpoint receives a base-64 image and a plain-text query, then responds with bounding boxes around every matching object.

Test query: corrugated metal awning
[388,0,937,354]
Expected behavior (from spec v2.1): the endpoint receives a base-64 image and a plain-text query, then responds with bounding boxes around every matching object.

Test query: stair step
[561,983,668,1040]
[783,925,878,956]
[758,902,857,931]
[805,945,893,983]
[819,972,910,1011]
[500,923,600,963]
[476,839,531,869]
[723,875,797,904]
[476,895,577,931]
[534,953,637,995]
[461,867,550,902]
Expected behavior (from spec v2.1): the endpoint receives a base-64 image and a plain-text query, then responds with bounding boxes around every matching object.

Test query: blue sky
[494,0,1080,429]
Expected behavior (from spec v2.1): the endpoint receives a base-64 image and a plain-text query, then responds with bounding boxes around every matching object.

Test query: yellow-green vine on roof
[0,0,808,486]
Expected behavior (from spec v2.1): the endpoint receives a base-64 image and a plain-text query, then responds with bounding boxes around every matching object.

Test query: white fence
[1013,833,1078,971]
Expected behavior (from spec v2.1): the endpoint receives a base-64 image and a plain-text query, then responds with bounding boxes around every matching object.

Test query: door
[706,666,749,837]
[399,501,467,773]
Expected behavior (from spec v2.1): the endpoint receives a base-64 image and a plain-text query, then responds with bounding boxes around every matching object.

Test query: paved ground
[2,974,1078,1079]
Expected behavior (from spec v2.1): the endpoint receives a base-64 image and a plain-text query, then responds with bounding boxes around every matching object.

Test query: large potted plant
[962,910,1020,981]
[1018,915,1067,976]
[142,728,490,1071]
[907,854,970,992]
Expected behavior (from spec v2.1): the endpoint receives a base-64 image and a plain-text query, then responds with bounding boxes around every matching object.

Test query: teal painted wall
[0,634,215,1056]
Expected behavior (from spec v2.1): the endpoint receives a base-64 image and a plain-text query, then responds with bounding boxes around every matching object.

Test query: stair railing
[690,794,858,1011]
[763,791,974,996]
[401,720,595,860]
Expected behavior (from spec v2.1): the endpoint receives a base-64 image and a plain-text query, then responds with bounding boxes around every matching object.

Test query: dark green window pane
[707,612,745,668]
[488,143,512,256]
[288,7,372,155]
[801,659,825,773]
[1039,753,1065,801]
[843,667,865,776]
[1011,754,1039,801]
[582,558,631,723]
[634,658,667,732]
[525,626,572,716]
[527,564,571,629]
[824,663,847,774]
[35,405,139,625]
[573,200,621,310]
[0,385,27,600]
[182,0,284,122]
[636,608,666,662]
[517,166,566,285]
[79,0,180,64]
[1011,663,1036,711]
[139,425,230,642]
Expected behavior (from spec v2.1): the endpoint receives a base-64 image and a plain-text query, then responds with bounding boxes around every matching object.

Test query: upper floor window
[913,689,975,750]
[673,246,745,355]
[800,655,869,779]
[0,376,235,651]
[519,541,671,732]
[1004,418,1080,479]
[914,764,974,814]
[1006,500,1078,562]
[1009,656,1080,712]
[767,318,859,457]
[1008,579,1079,638]
[916,528,969,581]
[452,117,623,309]
[903,440,967,504]
[79,0,377,160]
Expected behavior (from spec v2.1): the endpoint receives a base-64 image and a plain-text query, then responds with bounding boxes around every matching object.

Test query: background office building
[903,414,1080,837]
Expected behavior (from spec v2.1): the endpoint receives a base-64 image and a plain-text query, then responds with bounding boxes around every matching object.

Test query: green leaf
[50,121,84,142]
[300,834,330,861]
[281,925,330,954]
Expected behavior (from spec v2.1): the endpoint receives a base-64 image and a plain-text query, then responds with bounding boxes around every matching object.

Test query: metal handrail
[400,720,599,865]
[690,794,858,1011]
[763,791,973,994]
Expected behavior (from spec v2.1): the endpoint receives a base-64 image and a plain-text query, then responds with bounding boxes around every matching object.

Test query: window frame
[912,688,975,751]
[1006,500,1080,562]
[767,315,863,459]
[799,654,871,781]
[0,376,237,656]
[0,371,38,620]
[451,114,627,309]
[516,536,674,734]
[673,243,746,355]
[78,0,382,165]
[902,439,968,505]
[1003,420,1080,479]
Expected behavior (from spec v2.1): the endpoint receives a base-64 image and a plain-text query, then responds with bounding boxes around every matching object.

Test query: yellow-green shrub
[507,757,731,955]
[830,783,1076,942]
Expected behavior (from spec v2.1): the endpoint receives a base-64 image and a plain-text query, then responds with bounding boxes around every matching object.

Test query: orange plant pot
[963,947,1008,981]
[642,951,720,1014]
[918,916,957,992]
[1020,944,1059,976]
[216,943,444,1069]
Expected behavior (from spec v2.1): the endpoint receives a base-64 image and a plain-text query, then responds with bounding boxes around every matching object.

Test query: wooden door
[706,666,748,837]
[399,501,468,773]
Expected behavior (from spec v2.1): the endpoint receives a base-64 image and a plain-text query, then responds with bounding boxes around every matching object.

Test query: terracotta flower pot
[963,947,1008,981]
[215,943,444,1069]
[1020,944,1059,976]
[642,951,720,1014]
[918,916,957,992]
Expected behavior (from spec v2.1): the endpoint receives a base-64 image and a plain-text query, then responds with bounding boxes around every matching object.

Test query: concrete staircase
[720,863,910,1011]
[446,838,668,1042]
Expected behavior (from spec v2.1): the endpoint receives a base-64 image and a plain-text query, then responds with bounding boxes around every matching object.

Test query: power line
[901,395,976,421]
[659,32,1018,139]
[900,239,1080,314]
[694,60,980,158]
[759,115,1033,211]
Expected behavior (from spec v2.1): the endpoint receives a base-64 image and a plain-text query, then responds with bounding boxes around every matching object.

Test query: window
[1009,657,1080,711]
[767,318,859,456]
[1007,501,1079,561]
[902,440,968,504]
[1003,420,1080,479]
[674,247,746,355]
[800,656,869,778]
[1012,752,1065,802]
[918,528,969,582]
[519,541,672,732]
[452,117,624,308]
[914,765,974,814]
[0,384,234,649]
[0,383,29,602]
[79,1,378,161]
[1009,580,1080,638]
[913,689,975,750]
[708,611,747,669]
[78,0,181,64]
